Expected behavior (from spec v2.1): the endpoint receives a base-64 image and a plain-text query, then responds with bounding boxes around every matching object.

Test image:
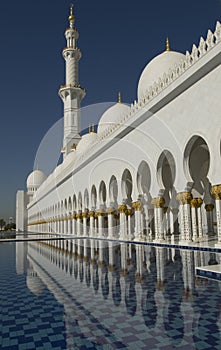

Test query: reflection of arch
[121,169,133,203]
[84,189,89,209]
[157,150,176,190]
[184,136,210,195]
[137,161,151,195]
[91,185,97,208]
[109,175,118,204]
[99,181,107,205]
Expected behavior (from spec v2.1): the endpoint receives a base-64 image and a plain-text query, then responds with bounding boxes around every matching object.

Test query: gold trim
[82,212,88,219]
[118,204,127,213]
[205,204,214,212]
[132,201,142,211]
[126,209,133,216]
[106,208,115,215]
[176,192,192,205]
[151,197,165,208]
[166,37,171,52]
[88,210,95,217]
[211,184,221,200]
[96,210,105,217]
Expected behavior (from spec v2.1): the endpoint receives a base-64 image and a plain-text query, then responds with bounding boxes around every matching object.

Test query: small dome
[97,102,130,134]
[137,50,185,100]
[26,169,47,190]
[77,132,98,154]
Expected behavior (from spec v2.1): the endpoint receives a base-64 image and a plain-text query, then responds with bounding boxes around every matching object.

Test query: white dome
[77,132,98,153]
[97,102,130,134]
[137,50,185,100]
[26,169,47,189]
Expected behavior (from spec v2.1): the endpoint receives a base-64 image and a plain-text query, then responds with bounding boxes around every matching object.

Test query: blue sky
[0,0,221,221]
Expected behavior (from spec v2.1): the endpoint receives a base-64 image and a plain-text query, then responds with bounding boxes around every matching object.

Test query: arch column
[190,198,204,241]
[132,201,143,241]
[211,185,221,244]
[151,197,165,242]
[82,211,88,237]
[89,210,95,237]
[177,192,192,242]
[76,212,82,236]
[205,204,214,236]
[106,207,115,239]
[127,209,133,240]
[72,212,77,236]
[118,204,127,240]
[96,209,105,237]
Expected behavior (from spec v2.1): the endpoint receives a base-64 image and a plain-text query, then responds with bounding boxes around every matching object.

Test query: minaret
[59,4,86,157]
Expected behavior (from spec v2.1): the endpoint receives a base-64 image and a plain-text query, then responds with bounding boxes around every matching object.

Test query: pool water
[0,238,221,349]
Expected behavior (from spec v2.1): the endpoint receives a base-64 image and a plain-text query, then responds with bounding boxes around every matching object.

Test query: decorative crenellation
[177,192,193,205]
[63,21,221,166]
[190,198,203,208]
[211,184,221,200]
[151,197,165,208]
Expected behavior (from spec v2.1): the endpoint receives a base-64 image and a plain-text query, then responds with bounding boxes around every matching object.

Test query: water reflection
[15,239,221,349]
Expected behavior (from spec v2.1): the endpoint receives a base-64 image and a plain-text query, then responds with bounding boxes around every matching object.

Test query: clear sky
[0,0,220,221]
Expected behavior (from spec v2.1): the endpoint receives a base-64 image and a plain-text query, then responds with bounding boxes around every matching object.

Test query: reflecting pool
[0,238,221,349]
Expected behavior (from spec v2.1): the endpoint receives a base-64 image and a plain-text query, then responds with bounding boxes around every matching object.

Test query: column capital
[82,212,88,219]
[191,198,203,208]
[205,204,214,212]
[96,209,105,217]
[151,197,165,208]
[132,201,142,211]
[126,209,133,216]
[88,210,95,217]
[211,184,221,200]
[106,207,115,215]
[76,213,82,219]
[118,204,127,213]
[176,192,192,205]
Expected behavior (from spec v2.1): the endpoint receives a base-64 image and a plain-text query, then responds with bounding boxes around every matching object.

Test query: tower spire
[68,4,75,28]
[166,37,171,52]
[59,5,86,158]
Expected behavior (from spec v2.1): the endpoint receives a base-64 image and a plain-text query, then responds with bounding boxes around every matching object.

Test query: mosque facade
[16,6,221,246]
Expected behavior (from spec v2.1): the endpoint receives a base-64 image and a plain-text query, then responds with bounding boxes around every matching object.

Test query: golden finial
[118,92,122,103]
[166,37,171,52]
[68,3,75,27]
[91,123,95,133]
[88,124,91,133]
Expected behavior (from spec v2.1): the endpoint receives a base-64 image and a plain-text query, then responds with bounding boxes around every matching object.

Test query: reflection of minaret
[59,5,86,157]
[16,241,28,275]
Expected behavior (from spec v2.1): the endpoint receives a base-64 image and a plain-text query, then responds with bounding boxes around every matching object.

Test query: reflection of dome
[77,132,98,153]
[26,169,47,190]
[26,269,45,296]
[97,102,130,134]
[137,49,185,100]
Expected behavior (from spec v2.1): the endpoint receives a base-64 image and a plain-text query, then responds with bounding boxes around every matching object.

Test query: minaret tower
[59,4,85,157]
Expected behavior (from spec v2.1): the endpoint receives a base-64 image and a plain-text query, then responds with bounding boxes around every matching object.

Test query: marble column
[76,212,82,236]
[205,204,214,236]
[126,209,133,240]
[177,192,193,242]
[196,198,203,240]
[151,197,165,242]
[118,204,127,240]
[82,211,88,237]
[106,207,115,239]
[190,198,198,242]
[88,210,95,237]
[96,209,105,238]
[132,201,143,240]
[211,184,221,243]
[72,213,77,236]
